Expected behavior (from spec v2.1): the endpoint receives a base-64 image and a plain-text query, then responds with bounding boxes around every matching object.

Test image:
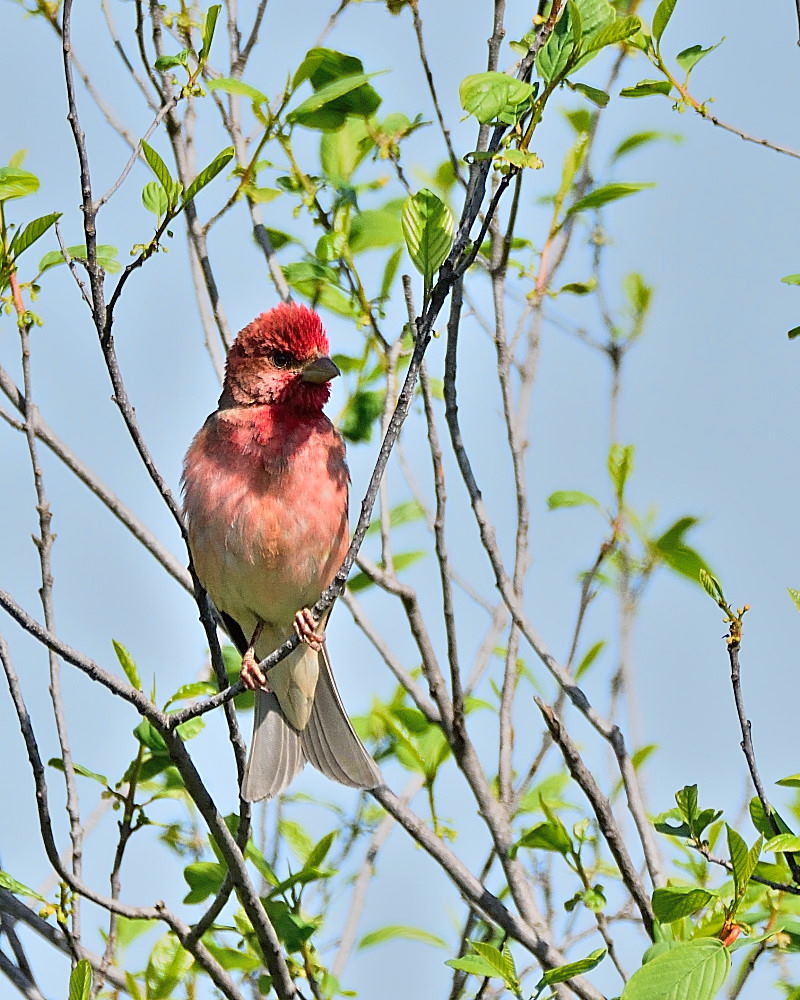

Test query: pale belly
[184,416,349,644]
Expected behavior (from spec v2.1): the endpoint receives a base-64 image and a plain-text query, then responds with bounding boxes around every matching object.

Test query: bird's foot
[294,607,325,652]
[240,622,270,692]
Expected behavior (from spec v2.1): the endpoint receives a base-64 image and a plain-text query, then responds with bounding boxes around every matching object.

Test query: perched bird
[182,302,381,800]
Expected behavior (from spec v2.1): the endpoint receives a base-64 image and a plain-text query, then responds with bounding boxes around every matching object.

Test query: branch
[535,698,655,938]
[370,785,603,1000]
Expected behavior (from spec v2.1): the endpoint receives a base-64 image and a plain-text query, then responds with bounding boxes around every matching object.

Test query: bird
[182,302,381,801]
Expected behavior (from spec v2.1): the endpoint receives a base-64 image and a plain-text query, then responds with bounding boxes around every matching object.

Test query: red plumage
[182,303,380,800]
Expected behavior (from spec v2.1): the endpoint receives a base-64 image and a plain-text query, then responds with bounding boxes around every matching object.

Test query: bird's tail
[241,689,305,801]
[241,645,380,802]
[301,645,381,790]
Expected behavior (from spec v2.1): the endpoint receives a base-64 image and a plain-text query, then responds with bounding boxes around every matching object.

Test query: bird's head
[221,303,340,412]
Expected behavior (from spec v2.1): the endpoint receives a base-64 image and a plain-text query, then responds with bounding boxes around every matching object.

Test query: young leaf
[182,146,234,205]
[69,960,93,1000]
[113,640,142,690]
[154,50,189,71]
[0,870,47,903]
[0,166,39,201]
[652,886,714,923]
[698,568,725,605]
[570,82,610,107]
[38,244,121,275]
[621,940,730,1000]
[459,71,534,124]
[608,442,634,500]
[547,490,600,510]
[208,77,270,104]
[541,947,606,986]
[445,954,499,979]
[287,73,378,127]
[567,182,653,217]
[401,188,454,283]
[8,212,61,261]
[727,825,761,903]
[359,924,446,949]
[469,941,520,992]
[141,141,180,208]
[142,181,169,216]
[199,4,221,63]
[781,274,800,285]
[611,130,681,162]
[652,0,678,44]
[582,15,641,55]
[676,39,723,75]
[620,79,673,98]
[764,833,800,853]
[48,758,109,786]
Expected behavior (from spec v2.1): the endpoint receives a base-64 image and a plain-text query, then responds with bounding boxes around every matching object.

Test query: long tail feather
[241,690,304,802]
[301,646,381,790]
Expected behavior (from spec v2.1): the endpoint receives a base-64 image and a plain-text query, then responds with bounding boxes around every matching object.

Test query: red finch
[182,303,380,800]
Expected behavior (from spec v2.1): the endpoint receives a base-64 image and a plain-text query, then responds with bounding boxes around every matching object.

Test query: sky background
[1,0,800,998]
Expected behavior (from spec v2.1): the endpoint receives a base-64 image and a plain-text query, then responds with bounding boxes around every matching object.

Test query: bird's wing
[301,645,381,790]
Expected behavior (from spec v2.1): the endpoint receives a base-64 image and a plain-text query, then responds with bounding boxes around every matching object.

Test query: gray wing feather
[241,689,305,801]
[301,645,381,790]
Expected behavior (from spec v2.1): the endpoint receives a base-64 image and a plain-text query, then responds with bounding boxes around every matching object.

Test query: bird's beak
[301,355,340,384]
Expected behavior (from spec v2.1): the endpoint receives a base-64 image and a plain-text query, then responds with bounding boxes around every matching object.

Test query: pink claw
[293,608,325,652]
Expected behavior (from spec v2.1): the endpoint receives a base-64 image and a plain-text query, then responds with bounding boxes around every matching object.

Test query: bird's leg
[294,608,325,652]
[240,621,270,691]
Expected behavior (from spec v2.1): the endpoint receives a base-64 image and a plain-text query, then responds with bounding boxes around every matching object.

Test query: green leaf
[576,640,605,680]
[547,489,600,510]
[288,73,381,129]
[0,870,46,903]
[182,146,234,205]
[366,500,426,535]
[141,141,180,209]
[652,517,710,585]
[764,833,800,853]
[652,886,715,923]
[537,3,578,84]
[142,181,168,216]
[728,825,761,902]
[567,182,653,217]
[608,442,634,499]
[0,167,39,201]
[145,933,193,1000]
[349,205,403,253]
[8,212,61,261]
[48,758,109,786]
[283,260,355,315]
[699,568,725,604]
[781,274,800,286]
[38,244,121,275]
[620,79,673,98]
[348,550,425,592]
[305,830,337,870]
[788,326,800,339]
[401,188,454,282]
[134,718,168,754]
[513,820,572,856]
[69,960,93,1000]
[652,0,678,44]
[621,939,730,1000]
[340,389,385,443]
[208,77,270,104]
[199,4,220,62]
[582,14,641,55]
[163,680,218,708]
[459,71,534,124]
[570,82,609,107]
[541,947,606,986]
[182,861,225,904]
[360,924,447,949]
[320,116,374,185]
[154,51,189,71]
[676,39,723,75]
[777,772,800,787]
[749,797,793,839]
[445,954,499,979]
[611,130,682,162]
[455,941,519,992]
[113,640,142,690]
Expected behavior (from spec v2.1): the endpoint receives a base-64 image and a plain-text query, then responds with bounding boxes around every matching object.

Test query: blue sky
[1,1,799,997]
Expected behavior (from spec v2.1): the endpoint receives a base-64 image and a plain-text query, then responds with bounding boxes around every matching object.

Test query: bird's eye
[270,350,295,369]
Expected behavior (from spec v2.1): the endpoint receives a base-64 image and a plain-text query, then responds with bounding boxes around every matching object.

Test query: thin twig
[535,698,654,937]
